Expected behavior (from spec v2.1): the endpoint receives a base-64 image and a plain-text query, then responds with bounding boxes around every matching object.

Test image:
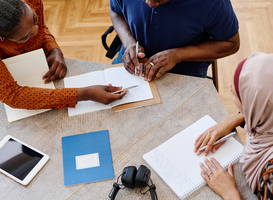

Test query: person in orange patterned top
[0,0,126,110]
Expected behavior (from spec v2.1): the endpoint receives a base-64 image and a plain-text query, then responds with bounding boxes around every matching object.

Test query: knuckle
[52,74,59,79]
[131,54,136,60]
[125,61,131,66]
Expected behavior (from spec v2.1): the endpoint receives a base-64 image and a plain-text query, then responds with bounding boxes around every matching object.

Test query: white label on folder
[75,153,100,170]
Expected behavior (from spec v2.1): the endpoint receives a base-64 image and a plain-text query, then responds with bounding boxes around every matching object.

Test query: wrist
[47,48,63,57]
[223,189,241,200]
[123,37,136,50]
[170,49,182,65]
[77,87,93,102]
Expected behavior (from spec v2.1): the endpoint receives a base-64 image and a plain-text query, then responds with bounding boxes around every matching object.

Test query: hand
[122,42,145,76]
[142,49,178,81]
[194,118,236,156]
[200,158,241,200]
[43,48,67,83]
[77,84,127,104]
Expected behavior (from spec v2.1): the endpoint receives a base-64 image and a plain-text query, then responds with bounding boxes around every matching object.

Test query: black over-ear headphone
[109,165,158,200]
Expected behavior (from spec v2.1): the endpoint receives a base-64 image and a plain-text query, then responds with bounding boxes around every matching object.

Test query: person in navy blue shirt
[109,0,240,81]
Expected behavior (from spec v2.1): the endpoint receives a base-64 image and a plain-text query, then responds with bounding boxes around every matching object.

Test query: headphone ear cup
[135,165,151,188]
[121,166,137,189]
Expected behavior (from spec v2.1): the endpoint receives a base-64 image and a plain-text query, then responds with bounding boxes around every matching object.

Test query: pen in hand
[135,41,139,75]
[198,132,237,152]
[111,85,138,94]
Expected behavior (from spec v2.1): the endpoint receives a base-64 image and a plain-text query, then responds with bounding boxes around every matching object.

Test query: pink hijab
[238,51,273,192]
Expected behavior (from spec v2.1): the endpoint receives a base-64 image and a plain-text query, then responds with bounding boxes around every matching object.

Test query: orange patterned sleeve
[0,59,77,110]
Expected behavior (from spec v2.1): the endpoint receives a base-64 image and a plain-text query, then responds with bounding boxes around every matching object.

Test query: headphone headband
[109,165,157,200]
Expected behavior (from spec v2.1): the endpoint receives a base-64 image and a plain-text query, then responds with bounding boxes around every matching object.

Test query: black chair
[206,60,219,92]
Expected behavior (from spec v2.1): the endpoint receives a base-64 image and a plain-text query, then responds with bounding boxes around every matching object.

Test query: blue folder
[62,130,114,186]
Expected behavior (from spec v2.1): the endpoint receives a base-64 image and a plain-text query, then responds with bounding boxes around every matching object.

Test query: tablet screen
[0,138,43,181]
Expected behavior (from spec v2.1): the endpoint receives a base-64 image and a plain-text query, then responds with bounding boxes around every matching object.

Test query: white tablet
[0,135,49,185]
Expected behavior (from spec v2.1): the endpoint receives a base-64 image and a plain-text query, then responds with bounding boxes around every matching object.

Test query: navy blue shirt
[110,0,239,74]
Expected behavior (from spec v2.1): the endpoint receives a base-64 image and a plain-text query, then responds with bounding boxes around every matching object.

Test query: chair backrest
[212,60,219,92]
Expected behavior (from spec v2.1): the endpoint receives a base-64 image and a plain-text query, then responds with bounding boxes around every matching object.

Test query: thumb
[138,46,145,58]
[106,85,122,93]
[138,52,145,58]
[227,162,234,177]
[107,83,123,91]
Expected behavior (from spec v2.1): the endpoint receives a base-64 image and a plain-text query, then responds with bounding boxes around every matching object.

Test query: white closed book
[2,49,55,123]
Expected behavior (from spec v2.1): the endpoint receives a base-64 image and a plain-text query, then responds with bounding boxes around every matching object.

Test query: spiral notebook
[143,115,244,199]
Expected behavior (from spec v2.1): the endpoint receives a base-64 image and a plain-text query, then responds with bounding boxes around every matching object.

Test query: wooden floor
[43,0,273,144]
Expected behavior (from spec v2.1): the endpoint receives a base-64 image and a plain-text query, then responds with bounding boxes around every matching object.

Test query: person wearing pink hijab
[194,51,273,200]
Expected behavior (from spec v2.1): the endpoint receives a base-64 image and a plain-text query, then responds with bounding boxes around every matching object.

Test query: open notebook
[2,49,55,123]
[143,115,244,199]
[64,64,161,116]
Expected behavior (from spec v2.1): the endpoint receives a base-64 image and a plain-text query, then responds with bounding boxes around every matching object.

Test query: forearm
[42,26,61,56]
[172,32,240,63]
[109,9,135,49]
[1,86,77,110]
[224,113,245,130]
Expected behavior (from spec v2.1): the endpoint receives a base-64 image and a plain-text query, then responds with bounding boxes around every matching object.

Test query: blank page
[103,66,153,107]
[143,115,244,199]
[64,71,111,116]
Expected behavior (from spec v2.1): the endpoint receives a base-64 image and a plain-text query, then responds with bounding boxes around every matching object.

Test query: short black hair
[0,0,27,38]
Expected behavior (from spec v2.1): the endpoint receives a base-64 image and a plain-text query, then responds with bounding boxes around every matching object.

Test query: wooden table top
[0,58,256,200]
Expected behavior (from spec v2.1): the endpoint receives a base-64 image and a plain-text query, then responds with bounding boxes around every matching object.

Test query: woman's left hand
[200,158,241,200]
[43,48,67,83]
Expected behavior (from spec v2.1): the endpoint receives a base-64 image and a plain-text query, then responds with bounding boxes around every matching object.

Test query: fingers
[209,158,223,172]
[123,52,135,74]
[43,62,58,83]
[199,162,212,178]
[59,68,66,78]
[211,141,226,153]
[106,85,127,99]
[203,139,216,156]
[106,85,122,93]
[200,171,210,183]
[123,44,144,76]
[227,162,234,177]
[197,135,212,156]
[143,60,159,81]
[43,61,67,83]
[194,133,206,153]
[204,158,218,174]
[112,90,127,99]
[154,67,166,80]
[195,132,205,144]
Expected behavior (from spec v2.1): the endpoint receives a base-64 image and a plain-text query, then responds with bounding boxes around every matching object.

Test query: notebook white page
[2,49,55,123]
[64,71,111,116]
[143,115,244,199]
[104,67,153,107]
[64,66,153,116]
